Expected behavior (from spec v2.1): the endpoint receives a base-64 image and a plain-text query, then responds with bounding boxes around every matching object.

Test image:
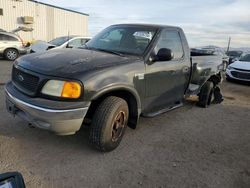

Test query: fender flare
[91,84,142,114]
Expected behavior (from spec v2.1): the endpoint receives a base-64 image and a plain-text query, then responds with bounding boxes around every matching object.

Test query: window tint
[68,38,87,48]
[0,34,18,41]
[155,30,184,59]
[86,26,156,55]
[105,29,123,41]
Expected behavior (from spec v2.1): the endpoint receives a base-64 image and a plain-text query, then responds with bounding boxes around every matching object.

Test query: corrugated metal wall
[0,0,88,42]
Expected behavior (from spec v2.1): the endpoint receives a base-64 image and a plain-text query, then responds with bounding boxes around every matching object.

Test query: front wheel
[89,96,129,152]
[4,49,19,61]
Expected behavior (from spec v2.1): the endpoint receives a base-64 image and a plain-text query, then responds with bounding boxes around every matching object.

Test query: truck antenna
[226,37,231,52]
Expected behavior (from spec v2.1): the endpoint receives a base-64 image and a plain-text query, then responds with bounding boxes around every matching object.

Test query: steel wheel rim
[7,50,17,60]
[111,111,126,142]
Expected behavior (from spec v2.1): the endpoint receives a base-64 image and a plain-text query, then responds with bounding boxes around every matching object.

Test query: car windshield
[239,54,250,62]
[86,26,157,56]
[227,51,242,57]
[49,36,73,46]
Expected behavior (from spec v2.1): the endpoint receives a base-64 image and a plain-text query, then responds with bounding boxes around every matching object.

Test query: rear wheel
[89,96,129,152]
[197,81,214,108]
[4,48,19,61]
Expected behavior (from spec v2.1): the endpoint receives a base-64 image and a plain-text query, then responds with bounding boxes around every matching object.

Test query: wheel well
[208,73,222,86]
[85,90,139,129]
[4,48,19,54]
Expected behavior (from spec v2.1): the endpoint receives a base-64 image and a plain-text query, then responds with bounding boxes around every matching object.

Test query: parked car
[0,31,27,60]
[30,36,91,53]
[226,50,243,64]
[5,24,224,151]
[226,53,250,82]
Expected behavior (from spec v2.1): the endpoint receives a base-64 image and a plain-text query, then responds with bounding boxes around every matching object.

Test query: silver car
[226,53,250,82]
[30,36,91,53]
[0,31,27,61]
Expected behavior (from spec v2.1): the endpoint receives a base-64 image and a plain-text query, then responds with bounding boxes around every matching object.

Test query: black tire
[89,96,129,152]
[197,81,214,108]
[4,48,19,61]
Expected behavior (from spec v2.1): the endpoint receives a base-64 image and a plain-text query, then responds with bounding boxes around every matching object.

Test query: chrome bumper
[5,89,89,135]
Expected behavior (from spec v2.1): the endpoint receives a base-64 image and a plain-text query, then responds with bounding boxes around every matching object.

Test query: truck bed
[187,51,223,95]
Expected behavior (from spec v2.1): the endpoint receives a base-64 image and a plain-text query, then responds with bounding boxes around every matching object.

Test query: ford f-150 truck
[5,24,223,151]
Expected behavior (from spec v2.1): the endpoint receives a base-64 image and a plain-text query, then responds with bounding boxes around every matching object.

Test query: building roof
[29,0,89,16]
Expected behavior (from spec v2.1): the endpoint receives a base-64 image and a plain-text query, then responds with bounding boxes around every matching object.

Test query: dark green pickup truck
[5,24,223,151]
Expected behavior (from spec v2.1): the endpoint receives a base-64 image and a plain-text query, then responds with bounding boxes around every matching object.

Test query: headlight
[41,80,82,99]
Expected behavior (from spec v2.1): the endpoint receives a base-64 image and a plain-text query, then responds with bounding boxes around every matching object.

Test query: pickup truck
[5,24,224,151]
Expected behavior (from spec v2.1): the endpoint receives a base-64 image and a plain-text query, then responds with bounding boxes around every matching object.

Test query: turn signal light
[61,82,82,99]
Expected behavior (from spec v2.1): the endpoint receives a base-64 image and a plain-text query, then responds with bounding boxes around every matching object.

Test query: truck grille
[12,66,39,95]
[231,71,250,80]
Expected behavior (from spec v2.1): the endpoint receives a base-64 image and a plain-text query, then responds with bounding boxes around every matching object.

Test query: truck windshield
[86,26,157,56]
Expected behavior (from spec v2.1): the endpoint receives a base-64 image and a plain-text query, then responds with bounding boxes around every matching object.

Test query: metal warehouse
[0,0,89,42]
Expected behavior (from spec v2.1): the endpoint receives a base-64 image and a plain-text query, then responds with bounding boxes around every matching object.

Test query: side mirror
[0,172,25,188]
[150,48,174,63]
[157,48,174,61]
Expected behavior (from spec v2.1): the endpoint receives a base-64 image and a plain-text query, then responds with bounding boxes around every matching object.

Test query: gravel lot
[0,59,249,188]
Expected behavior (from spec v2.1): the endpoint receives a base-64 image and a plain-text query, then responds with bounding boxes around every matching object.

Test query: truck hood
[17,49,137,77]
[230,61,250,71]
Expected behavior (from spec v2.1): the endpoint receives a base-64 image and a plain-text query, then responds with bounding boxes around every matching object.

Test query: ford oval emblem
[18,74,24,82]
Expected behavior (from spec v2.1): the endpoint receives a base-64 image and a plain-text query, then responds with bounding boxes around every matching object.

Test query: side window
[68,38,86,48]
[1,34,18,41]
[155,30,184,60]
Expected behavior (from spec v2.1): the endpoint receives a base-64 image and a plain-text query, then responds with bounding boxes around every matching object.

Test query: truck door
[144,29,190,113]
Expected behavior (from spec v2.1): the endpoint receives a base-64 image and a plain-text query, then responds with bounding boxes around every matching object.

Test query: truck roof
[110,23,182,30]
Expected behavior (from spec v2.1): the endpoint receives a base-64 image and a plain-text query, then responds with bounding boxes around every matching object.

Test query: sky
[40,0,250,48]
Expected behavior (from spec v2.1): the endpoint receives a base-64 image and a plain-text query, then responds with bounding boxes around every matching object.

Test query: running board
[142,103,183,118]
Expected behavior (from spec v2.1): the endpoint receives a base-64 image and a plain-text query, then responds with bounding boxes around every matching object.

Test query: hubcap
[7,50,17,60]
[111,111,126,142]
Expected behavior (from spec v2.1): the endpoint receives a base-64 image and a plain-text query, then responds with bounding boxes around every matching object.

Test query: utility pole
[226,37,231,52]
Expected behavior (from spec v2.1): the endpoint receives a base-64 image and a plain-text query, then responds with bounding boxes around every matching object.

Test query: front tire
[4,48,19,61]
[197,81,214,108]
[89,96,129,152]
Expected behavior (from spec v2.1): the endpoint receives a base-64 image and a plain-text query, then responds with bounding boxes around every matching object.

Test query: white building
[0,0,89,42]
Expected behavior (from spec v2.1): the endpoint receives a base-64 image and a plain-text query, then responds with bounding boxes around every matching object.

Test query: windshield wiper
[82,45,125,57]
[93,48,125,57]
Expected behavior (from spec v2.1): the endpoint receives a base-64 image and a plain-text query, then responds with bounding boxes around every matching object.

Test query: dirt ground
[0,59,249,188]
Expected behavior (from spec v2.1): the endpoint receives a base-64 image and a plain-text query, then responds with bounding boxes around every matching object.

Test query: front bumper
[5,83,89,135]
[226,69,250,82]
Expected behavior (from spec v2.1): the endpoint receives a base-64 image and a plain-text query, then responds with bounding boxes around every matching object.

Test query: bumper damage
[5,85,89,136]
